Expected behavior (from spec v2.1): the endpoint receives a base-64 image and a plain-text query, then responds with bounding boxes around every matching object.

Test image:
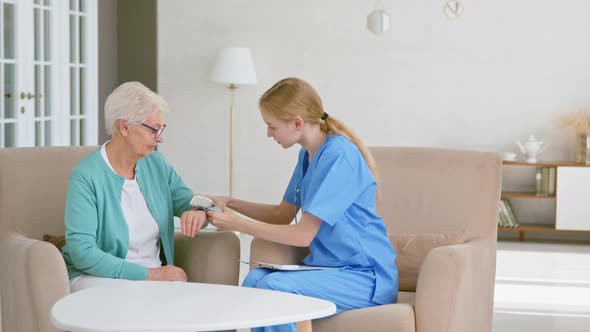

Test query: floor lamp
[210,47,257,197]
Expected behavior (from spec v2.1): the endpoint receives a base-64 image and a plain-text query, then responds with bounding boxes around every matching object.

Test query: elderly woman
[62,82,207,292]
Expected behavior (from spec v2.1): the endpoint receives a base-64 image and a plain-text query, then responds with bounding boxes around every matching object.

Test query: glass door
[0,0,97,148]
[68,0,97,146]
[33,0,54,146]
[1,0,17,147]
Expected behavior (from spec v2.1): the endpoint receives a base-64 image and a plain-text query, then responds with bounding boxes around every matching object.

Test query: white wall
[157,0,590,207]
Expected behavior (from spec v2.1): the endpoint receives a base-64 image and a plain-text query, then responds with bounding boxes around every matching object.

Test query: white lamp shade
[210,47,257,85]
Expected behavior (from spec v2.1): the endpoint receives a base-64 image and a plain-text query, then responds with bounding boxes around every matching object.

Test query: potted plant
[560,109,590,164]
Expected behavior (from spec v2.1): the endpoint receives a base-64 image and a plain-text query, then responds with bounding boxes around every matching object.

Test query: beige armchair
[0,146,240,332]
[250,147,502,332]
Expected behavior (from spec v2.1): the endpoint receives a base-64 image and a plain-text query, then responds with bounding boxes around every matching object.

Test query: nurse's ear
[293,116,304,130]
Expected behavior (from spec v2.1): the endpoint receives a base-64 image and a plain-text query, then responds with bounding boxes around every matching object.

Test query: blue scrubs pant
[243,267,379,332]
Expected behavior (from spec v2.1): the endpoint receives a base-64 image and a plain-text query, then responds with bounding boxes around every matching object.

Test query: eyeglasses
[139,122,167,139]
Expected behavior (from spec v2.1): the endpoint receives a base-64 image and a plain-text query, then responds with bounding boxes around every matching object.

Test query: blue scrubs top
[283,135,398,305]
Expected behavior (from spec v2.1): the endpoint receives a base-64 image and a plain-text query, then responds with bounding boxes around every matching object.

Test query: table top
[51,281,337,332]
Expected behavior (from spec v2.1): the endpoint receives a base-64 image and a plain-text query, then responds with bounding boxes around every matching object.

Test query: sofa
[0,146,241,332]
[250,147,502,332]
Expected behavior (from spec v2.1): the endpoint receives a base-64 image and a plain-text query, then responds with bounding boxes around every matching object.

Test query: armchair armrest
[174,231,240,285]
[0,232,70,332]
[414,238,496,332]
[249,237,309,268]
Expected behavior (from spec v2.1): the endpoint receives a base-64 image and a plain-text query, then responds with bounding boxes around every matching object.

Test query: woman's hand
[180,210,207,237]
[147,265,187,282]
[207,209,243,232]
[202,194,231,209]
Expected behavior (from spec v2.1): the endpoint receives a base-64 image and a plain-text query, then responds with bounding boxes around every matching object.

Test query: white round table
[51,281,336,332]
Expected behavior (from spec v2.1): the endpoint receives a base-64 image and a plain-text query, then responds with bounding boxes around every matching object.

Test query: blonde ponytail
[321,117,379,183]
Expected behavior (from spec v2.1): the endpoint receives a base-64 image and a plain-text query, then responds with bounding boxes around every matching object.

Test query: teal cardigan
[61,149,194,280]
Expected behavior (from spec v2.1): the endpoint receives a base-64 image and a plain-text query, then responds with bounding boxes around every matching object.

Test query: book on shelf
[540,167,550,196]
[497,202,507,227]
[535,167,542,195]
[504,199,519,227]
[535,166,556,196]
[498,199,519,227]
[548,167,556,195]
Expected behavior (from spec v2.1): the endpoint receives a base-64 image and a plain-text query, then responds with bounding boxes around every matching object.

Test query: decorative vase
[574,133,590,165]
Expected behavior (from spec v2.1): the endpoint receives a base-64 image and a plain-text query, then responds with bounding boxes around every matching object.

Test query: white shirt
[100,142,162,268]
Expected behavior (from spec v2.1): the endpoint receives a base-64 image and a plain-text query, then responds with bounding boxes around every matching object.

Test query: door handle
[20,92,43,100]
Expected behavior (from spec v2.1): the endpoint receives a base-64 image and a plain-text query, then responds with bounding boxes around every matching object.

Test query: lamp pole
[228,83,237,197]
[210,47,256,198]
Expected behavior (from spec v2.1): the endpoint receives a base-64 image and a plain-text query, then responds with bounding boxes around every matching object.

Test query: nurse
[206,77,398,332]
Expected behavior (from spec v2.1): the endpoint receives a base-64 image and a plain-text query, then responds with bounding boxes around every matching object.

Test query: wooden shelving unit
[501,192,555,199]
[499,161,590,241]
[502,161,590,167]
[498,224,590,233]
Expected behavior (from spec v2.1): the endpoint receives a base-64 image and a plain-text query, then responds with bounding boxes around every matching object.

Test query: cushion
[43,234,66,252]
[389,230,467,292]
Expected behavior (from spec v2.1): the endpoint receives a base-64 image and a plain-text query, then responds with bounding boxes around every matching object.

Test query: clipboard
[239,260,340,271]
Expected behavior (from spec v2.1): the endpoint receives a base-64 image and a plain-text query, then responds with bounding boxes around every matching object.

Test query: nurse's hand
[180,210,207,237]
[207,209,243,232]
[202,194,231,209]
